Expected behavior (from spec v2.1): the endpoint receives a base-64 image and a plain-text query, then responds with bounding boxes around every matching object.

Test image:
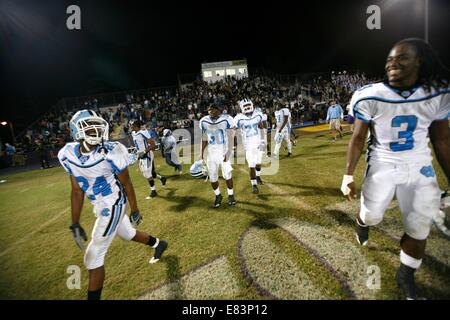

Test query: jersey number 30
[389,115,418,152]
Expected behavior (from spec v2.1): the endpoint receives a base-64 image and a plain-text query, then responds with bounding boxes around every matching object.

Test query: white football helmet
[127,146,138,165]
[239,98,254,114]
[69,109,109,145]
[190,160,208,179]
[434,191,450,239]
[163,129,172,137]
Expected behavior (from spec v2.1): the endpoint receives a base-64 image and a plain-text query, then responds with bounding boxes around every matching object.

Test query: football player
[273,103,292,157]
[58,110,168,300]
[254,106,268,184]
[199,104,236,208]
[131,120,167,199]
[161,128,182,174]
[341,38,450,300]
[235,99,266,193]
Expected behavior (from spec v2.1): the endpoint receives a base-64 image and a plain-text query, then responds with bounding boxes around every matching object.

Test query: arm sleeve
[106,143,130,175]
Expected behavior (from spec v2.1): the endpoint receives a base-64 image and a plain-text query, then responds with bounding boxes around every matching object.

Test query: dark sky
[1,0,449,139]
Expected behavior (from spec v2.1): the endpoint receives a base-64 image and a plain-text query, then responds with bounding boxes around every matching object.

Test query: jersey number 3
[389,115,418,152]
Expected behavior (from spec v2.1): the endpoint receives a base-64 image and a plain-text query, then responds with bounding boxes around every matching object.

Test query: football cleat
[396,263,424,300]
[161,176,167,186]
[252,185,259,194]
[228,195,237,206]
[356,223,369,246]
[287,152,292,157]
[256,177,264,185]
[146,190,157,199]
[149,240,168,264]
[213,194,223,208]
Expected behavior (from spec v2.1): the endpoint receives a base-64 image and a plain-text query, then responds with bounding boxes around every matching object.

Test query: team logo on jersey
[79,155,90,164]
[101,208,111,217]
[420,165,435,178]
[401,90,412,98]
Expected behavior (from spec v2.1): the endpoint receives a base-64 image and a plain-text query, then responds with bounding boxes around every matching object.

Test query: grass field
[0,127,449,300]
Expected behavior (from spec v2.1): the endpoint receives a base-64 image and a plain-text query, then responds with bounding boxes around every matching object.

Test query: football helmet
[434,190,450,239]
[69,109,109,145]
[163,129,172,137]
[127,146,138,165]
[239,98,254,114]
[190,160,208,179]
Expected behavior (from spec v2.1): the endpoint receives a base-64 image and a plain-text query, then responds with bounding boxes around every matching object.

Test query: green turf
[0,130,448,300]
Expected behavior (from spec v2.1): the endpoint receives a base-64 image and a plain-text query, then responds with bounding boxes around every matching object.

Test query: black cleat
[396,263,424,300]
[161,176,167,186]
[213,194,223,208]
[287,152,292,157]
[146,190,157,199]
[149,240,168,264]
[252,185,259,194]
[228,195,236,205]
[256,177,264,185]
[356,223,369,246]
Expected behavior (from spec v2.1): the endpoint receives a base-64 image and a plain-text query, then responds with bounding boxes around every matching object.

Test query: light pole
[1,121,16,144]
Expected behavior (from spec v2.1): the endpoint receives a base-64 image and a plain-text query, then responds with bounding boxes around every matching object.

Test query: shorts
[245,144,262,168]
[206,151,233,182]
[359,161,441,240]
[139,152,155,179]
[329,119,341,130]
[84,202,137,270]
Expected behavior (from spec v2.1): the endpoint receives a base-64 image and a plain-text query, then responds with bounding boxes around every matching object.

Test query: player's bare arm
[279,115,289,131]
[200,131,208,160]
[117,168,139,213]
[429,120,450,183]
[145,138,157,153]
[224,129,234,162]
[70,175,84,224]
[342,119,369,200]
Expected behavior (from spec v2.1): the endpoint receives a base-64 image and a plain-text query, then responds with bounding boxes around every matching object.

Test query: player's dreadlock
[395,38,449,92]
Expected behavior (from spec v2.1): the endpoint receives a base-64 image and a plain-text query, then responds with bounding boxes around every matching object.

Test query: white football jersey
[350,82,450,164]
[199,114,235,156]
[275,108,291,131]
[58,141,129,211]
[131,129,154,157]
[234,112,263,149]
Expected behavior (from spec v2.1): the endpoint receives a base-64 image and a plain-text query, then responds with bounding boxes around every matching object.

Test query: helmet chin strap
[82,140,93,153]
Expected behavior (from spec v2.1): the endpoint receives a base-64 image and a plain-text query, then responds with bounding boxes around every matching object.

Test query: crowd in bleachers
[0,71,376,168]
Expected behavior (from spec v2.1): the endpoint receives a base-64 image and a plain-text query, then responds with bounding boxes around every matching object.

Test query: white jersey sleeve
[105,142,130,175]
[350,84,375,123]
[57,143,75,176]
[435,87,450,120]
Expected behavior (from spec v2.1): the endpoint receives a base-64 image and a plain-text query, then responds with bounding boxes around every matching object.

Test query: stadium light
[1,121,16,143]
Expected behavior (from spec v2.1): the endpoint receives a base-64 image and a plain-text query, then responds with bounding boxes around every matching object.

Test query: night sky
[1,0,449,140]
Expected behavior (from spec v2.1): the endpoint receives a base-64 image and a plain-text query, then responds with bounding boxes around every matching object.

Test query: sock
[213,188,221,196]
[273,142,281,155]
[287,141,292,153]
[227,188,234,196]
[400,250,422,269]
[157,174,162,179]
[149,180,155,191]
[251,179,257,186]
[87,287,103,300]
[256,167,261,177]
[147,236,159,248]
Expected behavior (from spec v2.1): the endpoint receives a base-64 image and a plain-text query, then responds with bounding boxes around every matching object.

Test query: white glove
[258,141,266,151]
[340,175,354,196]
